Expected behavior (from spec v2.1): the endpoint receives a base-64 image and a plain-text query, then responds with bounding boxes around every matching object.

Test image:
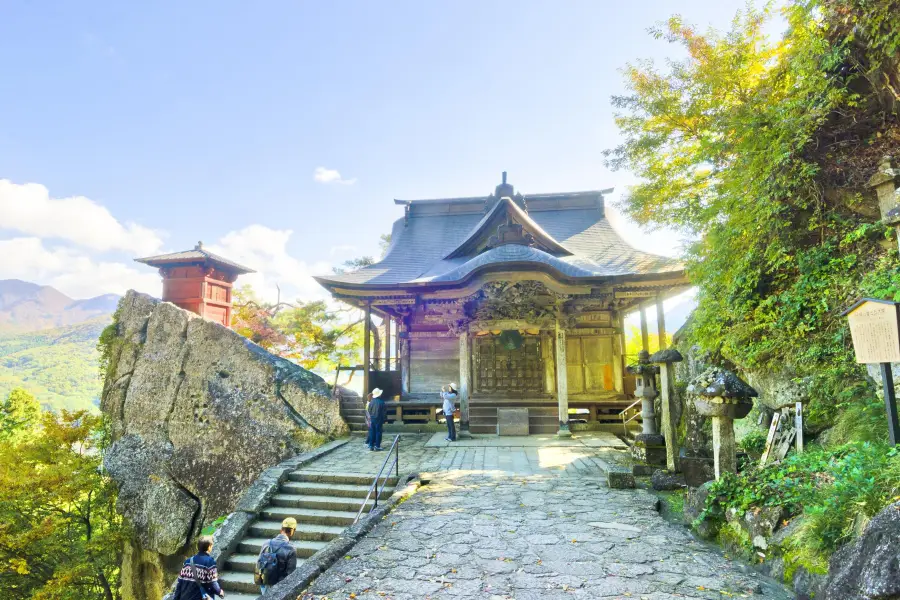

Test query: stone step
[270,493,374,513]
[341,408,367,416]
[470,425,497,434]
[214,588,259,600]
[248,520,345,541]
[530,424,558,434]
[226,552,264,573]
[237,537,329,557]
[288,471,399,486]
[219,570,263,594]
[281,481,392,499]
[260,505,360,526]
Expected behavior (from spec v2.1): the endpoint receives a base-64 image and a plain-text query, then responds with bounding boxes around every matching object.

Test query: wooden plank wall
[410,336,459,393]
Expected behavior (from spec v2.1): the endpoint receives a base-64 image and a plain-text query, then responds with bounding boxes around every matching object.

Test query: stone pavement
[305,433,631,478]
[297,434,793,599]
[302,472,791,599]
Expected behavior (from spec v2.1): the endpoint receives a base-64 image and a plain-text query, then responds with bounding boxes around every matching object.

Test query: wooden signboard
[371,297,416,306]
[574,311,612,325]
[615,290,657,299]
[843,298,900,445]
[845,299,900,363]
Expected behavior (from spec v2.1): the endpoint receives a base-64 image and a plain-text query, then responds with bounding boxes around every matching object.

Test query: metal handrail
[353,434,400,524]
[620,398,643,435]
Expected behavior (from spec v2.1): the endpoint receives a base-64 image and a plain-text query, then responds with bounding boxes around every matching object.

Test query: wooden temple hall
[315,174,689,436]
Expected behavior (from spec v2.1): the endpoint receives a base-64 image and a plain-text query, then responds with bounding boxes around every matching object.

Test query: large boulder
[824,500,900,600]
[100,291,347,600]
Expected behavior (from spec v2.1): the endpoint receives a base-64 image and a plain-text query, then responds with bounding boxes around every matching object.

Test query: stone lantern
[627,350,665,465]
[687,367,757,479]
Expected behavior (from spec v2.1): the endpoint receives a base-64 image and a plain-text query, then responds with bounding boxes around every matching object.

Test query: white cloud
[0,237,160,298]
[329,244,358,256]
[313,167,356,185]
[0,179,163,255]
[209,225,333,303]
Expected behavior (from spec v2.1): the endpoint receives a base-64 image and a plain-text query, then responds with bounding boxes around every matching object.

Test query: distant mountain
[0,279,120,333]
[0,317,109,412]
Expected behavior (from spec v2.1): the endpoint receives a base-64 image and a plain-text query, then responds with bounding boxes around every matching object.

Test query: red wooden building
[135,242,254,327]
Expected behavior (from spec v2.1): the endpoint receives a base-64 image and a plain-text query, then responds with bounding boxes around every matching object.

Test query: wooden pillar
[656,296,667,350]
[458,331,471,436]
[541,330,556,393]
[399,319,410,396]
[394,318,401,372]
[363,302,372,396]
[555,320,571,437]
[613,316,624,393]
[640,306,650,353]
[384,318,391,371]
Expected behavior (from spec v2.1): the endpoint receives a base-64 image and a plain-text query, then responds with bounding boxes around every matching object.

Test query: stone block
[681,456,715,487]
[497,408,529,436]
[607,468,635,489]
[631,435,667,466]
[632,464,655,477]
[651,470,686,491]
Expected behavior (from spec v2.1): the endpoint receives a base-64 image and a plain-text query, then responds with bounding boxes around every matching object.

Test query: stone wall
[100,291,348,600]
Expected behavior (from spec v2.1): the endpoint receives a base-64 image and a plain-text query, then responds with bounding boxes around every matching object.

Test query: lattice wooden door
[474,335,544,394]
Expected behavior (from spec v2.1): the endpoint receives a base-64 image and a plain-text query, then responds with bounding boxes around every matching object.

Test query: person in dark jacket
[258,517,298,594]
[366,388,387,451]
[172,536,224,599]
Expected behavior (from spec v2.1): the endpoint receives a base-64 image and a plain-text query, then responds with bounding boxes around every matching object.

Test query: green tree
[0,393,123,600]
[0,388,40,442]
[231,286,363,372]
[605,0,900,430]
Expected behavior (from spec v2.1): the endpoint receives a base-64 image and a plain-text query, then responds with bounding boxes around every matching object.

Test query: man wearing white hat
[365,388,387,451]
[441,383,458,442]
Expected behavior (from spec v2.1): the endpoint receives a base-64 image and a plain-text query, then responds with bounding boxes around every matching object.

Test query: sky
[0,1,758,316]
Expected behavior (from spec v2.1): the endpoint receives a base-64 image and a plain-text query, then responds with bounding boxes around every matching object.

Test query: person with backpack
[440,383,458,442]
[366,388,386,451]
[255,517,298,594]
[172,536,225,599]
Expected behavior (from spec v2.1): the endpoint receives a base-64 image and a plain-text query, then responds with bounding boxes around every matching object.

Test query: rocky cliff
[100,291,347,600]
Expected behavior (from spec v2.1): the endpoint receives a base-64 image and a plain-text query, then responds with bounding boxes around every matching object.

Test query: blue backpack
[254,541,281,586]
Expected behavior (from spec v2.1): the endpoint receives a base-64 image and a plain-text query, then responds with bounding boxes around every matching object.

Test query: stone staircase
[217,471,396,599]
[336,389,367,432]
[469,405,558,434]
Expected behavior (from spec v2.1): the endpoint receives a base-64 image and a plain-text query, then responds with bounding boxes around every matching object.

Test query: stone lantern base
[632,433,667,466]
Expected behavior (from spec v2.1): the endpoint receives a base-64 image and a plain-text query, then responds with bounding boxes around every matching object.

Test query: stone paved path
[306,434,631,478]
[300,435,793,599]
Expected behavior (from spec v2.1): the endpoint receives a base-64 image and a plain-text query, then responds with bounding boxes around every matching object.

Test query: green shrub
[739,428,768,458]
[698,443,900,567]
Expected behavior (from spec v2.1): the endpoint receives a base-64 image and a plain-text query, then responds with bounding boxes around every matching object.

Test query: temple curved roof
[315,183,683,291]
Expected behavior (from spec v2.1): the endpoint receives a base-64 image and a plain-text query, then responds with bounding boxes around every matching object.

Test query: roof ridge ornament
[486,206,535,250]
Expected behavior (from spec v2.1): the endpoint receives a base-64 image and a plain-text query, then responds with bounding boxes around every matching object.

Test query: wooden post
[458,330,471,437]
[589,404,598,423]
[555,319,571,437]
[881,363,900,445]
[613,317,624,393]
[640,306,650,353]
[399,319,410,396]
[656,296,667,350]
[384,318,391,371]
[794,402,804,453]
[363,302,371,396]
[394,318,400,372]
[659,362,678,472]
[541,330,555,393]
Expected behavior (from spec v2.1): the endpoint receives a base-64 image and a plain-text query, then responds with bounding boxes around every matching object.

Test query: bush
[698,443,900,569]
[739,428,768,458]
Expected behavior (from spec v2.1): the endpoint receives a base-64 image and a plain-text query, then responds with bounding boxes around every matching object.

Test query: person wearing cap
[172,535,225,599]
[365,388,387,451]
[440,383,458,442]
[258,517,298,594]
